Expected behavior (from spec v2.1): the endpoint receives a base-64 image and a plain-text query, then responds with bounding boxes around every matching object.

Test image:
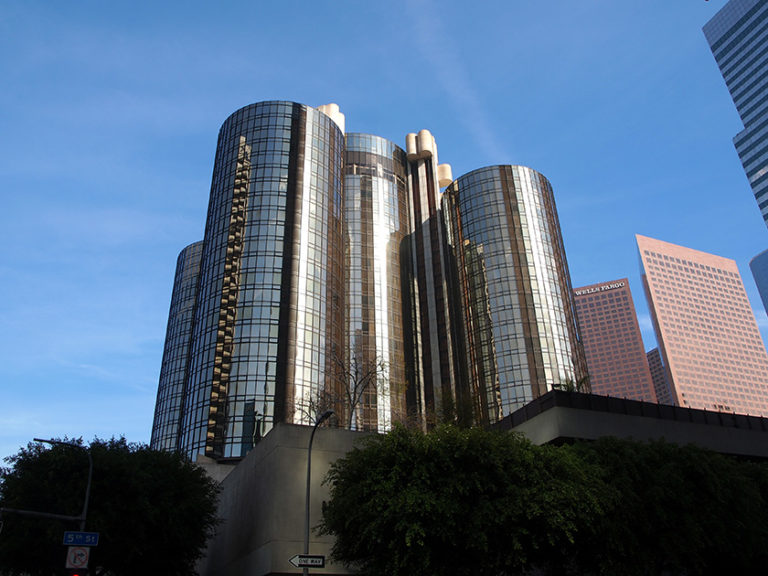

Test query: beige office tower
[573,279,656,402]
[637,234,768,415]
[405,130,459,424]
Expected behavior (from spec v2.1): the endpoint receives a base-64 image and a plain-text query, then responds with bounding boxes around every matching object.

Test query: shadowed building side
[405,130,459,424]
[647,347,673,405]
[750,248,768,315]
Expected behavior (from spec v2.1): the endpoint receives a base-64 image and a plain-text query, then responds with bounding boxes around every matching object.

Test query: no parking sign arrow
[65,546,90,569]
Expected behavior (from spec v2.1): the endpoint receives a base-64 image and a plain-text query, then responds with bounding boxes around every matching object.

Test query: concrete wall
[513,405,768,458]
[199,423,369,576]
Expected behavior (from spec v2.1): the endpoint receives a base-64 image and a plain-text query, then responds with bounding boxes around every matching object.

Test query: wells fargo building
[573,278,656,402]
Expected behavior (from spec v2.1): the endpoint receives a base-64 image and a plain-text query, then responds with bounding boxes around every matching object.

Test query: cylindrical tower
[179,101,345,460]
[150,241,203,451]
[442,165,587,425]
[343,134,410,431]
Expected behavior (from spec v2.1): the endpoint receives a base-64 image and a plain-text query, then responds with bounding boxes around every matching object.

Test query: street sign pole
[303,411,333,575]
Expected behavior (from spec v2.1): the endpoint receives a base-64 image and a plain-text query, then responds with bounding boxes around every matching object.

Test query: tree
[565,438,768,576]
[294,351,391,430]
[553,374,590,393]
[320,427,768,576]
[0,438,219,576]
[331,351,390,429]
[319,424,604,576]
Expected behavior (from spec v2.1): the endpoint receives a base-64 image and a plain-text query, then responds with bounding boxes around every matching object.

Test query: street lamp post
[303,410,334,576]
[33,438,93,531]
[0,438,93,530]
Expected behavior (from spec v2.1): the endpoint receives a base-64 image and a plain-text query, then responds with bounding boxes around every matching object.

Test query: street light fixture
[33,438,93,531]
[303,410,334,576]
[0,438,93,530]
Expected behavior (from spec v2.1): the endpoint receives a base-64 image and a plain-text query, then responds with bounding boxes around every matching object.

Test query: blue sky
[1,0,763,462]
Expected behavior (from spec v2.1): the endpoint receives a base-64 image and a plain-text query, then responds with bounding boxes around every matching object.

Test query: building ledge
[496,390,768,459]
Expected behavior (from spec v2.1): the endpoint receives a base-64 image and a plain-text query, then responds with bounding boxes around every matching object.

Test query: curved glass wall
[179,101,344,460]
[443,165,587,425]
[150,241,203,452]
[344,134,410,431]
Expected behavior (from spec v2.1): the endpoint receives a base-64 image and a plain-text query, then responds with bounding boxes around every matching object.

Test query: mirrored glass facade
[705,0,768,226]
[443,165,587,425]
[152,103,593,459]
[344,134,410,431]
[150,241,203,451]
[178,101,344,460]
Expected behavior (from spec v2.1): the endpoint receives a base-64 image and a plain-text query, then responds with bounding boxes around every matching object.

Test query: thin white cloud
[405,0,510,162]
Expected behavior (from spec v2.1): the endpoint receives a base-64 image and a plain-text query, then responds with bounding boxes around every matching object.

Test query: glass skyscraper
[177,102,345,460]
[704,0,768,226]
[647,347,673,405]
[343,134,411,431]
[442,165,587,426]
[150,241,203,452]
[151,101,586,460]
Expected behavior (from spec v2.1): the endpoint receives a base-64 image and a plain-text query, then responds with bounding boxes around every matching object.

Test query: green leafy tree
[321,427,768,576]
[566,438,768,576]
[319,424,605,576]
[0,437,219,576]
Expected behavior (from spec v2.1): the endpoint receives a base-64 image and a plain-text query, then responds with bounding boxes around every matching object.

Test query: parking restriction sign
[65,546,90,569]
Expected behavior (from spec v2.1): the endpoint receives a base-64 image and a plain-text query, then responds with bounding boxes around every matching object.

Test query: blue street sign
[63,531,99,546]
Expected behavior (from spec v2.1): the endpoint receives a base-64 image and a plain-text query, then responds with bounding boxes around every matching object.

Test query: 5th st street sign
[63,531,99,547]
[289,554,325,568]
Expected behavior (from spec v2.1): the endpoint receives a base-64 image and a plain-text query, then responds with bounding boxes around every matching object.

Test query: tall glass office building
[175,101,345,460]
[343,134,411,431]
[151,102,587,460]
[150,241,203,452]
[704,0,768,226]
[442,165,587,425]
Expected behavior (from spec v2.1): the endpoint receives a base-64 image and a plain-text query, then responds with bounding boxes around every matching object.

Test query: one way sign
[289,554,325,568]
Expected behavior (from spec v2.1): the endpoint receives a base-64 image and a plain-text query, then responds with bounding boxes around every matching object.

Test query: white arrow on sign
[65,546,90,569]
[289,554,325,568]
